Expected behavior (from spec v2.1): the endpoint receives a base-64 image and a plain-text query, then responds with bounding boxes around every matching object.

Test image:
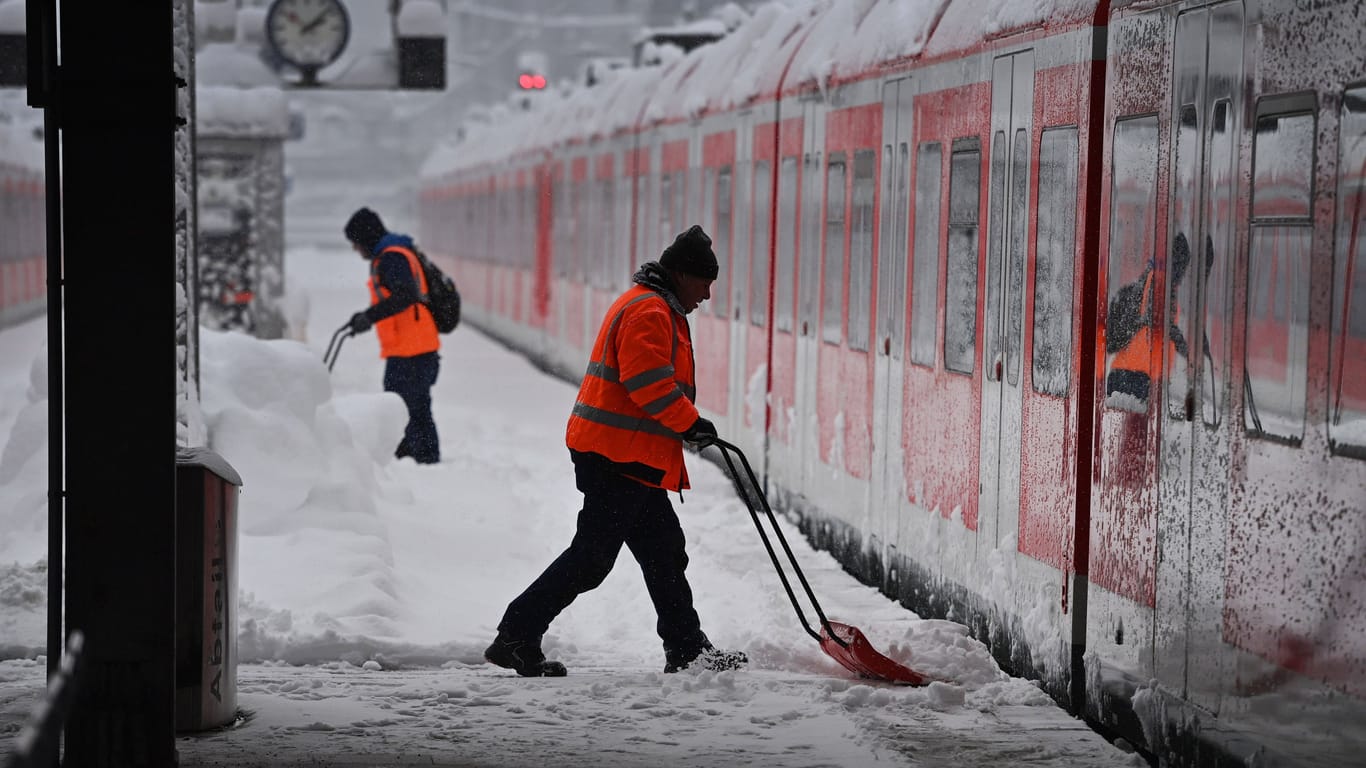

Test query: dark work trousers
[384,351,440,464]
[498,454,707,655]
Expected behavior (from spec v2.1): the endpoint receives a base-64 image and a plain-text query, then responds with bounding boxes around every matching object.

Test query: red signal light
[518,73,547,90]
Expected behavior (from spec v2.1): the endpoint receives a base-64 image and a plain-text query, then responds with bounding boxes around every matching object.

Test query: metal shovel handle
[712,438,849,649]
[323,324,352,372]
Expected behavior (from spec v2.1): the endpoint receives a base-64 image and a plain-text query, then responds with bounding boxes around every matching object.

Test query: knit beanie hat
[660,225,718,280]
[344,207,387,253]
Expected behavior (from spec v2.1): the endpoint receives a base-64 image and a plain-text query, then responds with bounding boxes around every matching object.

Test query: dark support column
[61,4,178,766]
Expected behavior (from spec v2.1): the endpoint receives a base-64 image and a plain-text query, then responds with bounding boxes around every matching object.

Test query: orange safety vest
[369,245,440,359]
[1111,270,1182,375]
[566,284,700,491]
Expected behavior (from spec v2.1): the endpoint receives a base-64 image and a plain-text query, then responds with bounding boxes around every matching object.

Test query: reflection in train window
[823,153,847,345]
[850,149,876,351]
[751,159,772,327]
[945,138,980,374]
[911,142,942,368]
[1033,127,1078,397]
[1330,87,1366,457]
[713,166,732,318]
[1246,108,1314,442]
[776,156,799,333]
[1104,116,1160,413]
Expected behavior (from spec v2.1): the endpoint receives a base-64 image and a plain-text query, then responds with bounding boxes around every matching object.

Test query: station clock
[265,0,351,84]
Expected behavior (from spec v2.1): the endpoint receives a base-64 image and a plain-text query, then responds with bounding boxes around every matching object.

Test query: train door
[795,99,825,494]
[978,51,1035,553]
[872,77,914,565]
[1155,1,1242,713]
[726,111,754,446]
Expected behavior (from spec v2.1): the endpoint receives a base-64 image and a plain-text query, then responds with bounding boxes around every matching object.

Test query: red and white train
[418,0,1365,763]
[0,122,45,328]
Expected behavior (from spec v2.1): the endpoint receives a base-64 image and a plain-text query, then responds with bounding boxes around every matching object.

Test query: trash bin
[174,446,242,732]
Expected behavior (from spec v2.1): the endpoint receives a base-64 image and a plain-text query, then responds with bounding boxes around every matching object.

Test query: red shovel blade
[818,621,932,686]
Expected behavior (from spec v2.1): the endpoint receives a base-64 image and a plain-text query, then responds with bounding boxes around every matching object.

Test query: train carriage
[417,0,1366,763]
[0,147,45,326]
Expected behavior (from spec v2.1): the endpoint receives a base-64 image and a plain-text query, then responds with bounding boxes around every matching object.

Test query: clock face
[265,0,351,71]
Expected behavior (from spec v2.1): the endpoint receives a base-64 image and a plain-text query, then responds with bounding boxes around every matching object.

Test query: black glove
[683,416,718,448]
[349,311,373,334]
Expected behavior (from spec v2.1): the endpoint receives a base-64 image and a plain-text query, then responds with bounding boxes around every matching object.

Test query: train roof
[421,0,1102,181]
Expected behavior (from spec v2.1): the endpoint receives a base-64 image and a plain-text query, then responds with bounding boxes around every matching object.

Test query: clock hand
[300,8,332,34]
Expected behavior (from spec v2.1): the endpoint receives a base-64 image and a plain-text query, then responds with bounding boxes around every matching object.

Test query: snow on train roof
[422,0,1100,180]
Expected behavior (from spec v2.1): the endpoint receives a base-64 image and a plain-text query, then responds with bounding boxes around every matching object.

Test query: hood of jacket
[632,261,687,317]
[372,232,416,257]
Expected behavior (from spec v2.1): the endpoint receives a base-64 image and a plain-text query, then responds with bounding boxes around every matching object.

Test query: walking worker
[485,225,747,678]
[343,207,441,465]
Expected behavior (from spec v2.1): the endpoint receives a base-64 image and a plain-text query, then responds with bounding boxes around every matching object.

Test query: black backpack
[1105,271,1149,355]
[412,247,461,333]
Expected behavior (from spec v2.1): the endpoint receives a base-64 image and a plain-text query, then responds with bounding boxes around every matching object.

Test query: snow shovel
[323,323,352,372]
[711,438,933,686]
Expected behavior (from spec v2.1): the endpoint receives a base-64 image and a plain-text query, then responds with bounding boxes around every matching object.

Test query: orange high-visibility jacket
[369,245,440,359]
[1110,270,1183,376]
[566,284,700,491]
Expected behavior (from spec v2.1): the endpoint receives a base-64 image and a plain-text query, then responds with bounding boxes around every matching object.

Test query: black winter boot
[484,635,567,677]
[664,644,747,674]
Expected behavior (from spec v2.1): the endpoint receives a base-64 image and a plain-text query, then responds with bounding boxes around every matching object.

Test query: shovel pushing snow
[712,438,933,686]
[323,323,352,372]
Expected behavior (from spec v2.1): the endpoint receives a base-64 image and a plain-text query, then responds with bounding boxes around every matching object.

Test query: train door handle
[1185,392,1195,422]
[802,320,809,337]
[993,358,1002,381]
[883,337,891,356]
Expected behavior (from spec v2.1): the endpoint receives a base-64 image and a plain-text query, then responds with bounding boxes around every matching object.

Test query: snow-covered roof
[197,85,290,139]
[423,0,1104,180]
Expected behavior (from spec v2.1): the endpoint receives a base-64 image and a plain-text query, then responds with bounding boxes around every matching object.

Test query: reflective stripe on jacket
[369,245,440,358]
[565,284,699,491]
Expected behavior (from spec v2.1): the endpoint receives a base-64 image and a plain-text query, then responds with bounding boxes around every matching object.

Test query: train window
[849,149,876,351]
[911,142,942,368]
[877,142,910,358]
[985,133,1007,381]
[799,152,823,334]
[892,143,911,357]
[1168,106,1199,422]
[617,171,632,287]
[702,167,715,240]
[553,175,567,278]
[570,180,584,284]
[659,172,673,254]
[1204,99,1236,427]
[1104,116,1160,413]
[945,138,981,375]
[673,170,687,244]
[751,159,772,327]
[734,162,751,316]
[1006,128,1029,386]
[600,177,615,282]
[713,165,732,319]
[823,153,847,345]
[1032,127,1078,397]
[776,156,799,333]
[1246,106,1314,443]
[1330,86,1366,458]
